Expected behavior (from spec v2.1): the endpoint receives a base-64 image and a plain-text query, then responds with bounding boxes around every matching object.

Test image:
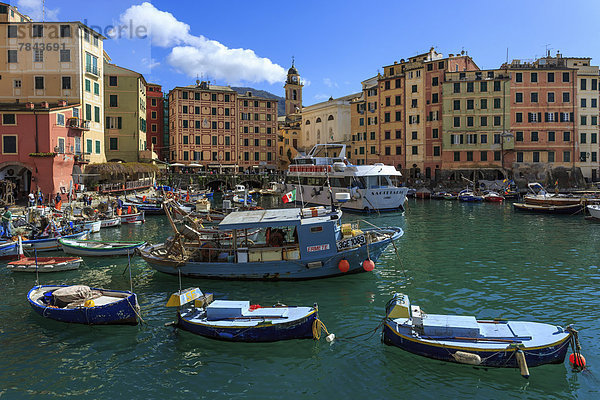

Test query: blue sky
[11,0,600,105]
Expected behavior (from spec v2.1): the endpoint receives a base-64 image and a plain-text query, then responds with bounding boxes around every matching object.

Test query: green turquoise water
[1,198,599,399]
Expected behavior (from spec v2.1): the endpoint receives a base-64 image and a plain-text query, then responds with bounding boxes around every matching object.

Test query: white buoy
[326,333,335,343]
[452,351,482,365]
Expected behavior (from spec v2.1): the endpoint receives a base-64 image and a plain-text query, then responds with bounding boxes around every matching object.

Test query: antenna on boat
[295,168,305,209]
[127,249,133,294]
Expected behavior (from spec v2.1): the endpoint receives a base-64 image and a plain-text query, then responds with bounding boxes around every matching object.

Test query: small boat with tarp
[165,287,325,342]
[27,284,139,325]
[383,294,581,378]
[59,238,147,257]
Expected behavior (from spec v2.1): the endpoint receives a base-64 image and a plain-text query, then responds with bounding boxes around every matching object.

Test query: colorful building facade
[168,82,278,172]
[0,102,86,199]
[103,63,149,162]
[146,83,166,160]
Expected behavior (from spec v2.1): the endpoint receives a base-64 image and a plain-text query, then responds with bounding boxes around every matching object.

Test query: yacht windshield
[364,175,395,189]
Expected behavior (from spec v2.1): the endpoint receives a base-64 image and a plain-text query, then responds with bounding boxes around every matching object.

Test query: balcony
[67,117,90,131]
[74,154,91,164]
[85,64,100,76]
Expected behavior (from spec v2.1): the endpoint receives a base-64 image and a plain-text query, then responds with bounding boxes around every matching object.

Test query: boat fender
[516,350,530,379]
[326,333,336,343]
[362,259,375,272]
[338,259,350,273]
[452,351,482,365]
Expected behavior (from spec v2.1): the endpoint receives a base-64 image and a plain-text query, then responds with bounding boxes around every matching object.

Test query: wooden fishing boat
[7,256,83,272]
[513,202,583,214]
[59,239,147,256]
[458,189,484,202]
[140,202,404,280]
[22,230,89,252]
[166,288,318,342]
[73,220,101,233]
[586,204,600,220]
[383,294,574,375]
[0,240,20,260]
[483,191,504,202]
[123,199,164,215]
[100,216,121,228]
[27,285,138,325]
[120,211,145,224]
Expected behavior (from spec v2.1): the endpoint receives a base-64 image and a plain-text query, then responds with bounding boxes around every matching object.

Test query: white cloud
[301,78,311,87]
[141,57,160,69]
[115,2,285,84]
[17,0,59,21]
[323,78,338,88]
[314,94,330,101]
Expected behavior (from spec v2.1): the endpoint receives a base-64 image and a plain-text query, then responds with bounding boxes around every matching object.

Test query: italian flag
[282,189,296,203]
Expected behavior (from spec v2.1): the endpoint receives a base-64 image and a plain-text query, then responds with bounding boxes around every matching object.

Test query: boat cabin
[216,207,342,264]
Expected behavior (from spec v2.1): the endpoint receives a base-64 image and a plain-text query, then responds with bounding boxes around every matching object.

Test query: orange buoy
[569,353,586,368]
[338,259,349,273]
[362,259,375,272]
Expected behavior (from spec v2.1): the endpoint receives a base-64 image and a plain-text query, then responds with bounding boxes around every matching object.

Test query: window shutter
[570,112,574,122]
[106,116,110,127]
[117,117,122,129]
[537,112,541,123]
[554,112,559,122]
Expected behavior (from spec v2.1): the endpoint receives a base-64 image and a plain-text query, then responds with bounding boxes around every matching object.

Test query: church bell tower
[284,59,303,116]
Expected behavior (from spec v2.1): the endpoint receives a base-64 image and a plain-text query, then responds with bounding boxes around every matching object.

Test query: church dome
[288,65,298,75]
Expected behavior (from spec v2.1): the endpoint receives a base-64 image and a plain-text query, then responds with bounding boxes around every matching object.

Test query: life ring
[165,192,174,199]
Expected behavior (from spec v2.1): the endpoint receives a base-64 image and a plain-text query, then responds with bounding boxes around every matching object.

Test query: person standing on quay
[28,192,35,207]
[2,206,12,238]
[55,192,62,211]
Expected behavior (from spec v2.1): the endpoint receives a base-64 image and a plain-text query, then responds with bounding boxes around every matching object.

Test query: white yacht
[281,144,408,212]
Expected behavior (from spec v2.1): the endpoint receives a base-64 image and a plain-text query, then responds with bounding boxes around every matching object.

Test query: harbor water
[1,198,599,399]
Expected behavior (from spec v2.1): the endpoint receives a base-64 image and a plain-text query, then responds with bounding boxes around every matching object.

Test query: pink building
[0,101,89,201]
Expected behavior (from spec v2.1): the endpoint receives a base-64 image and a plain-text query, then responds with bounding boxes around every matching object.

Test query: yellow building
[301,93,357,152]
[0,2,106,162]
[104,63,151,162]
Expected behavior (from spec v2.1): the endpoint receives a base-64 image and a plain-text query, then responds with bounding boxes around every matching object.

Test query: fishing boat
[282,144,408,212]
[100,216,121,228]
[431,191,450,200]
[120,211,145,224]
[140,201,404,280]
[0,240,20,260]
[166,288,319,342]
[123,199,164,215]
[524,182,581,206]
[27,285,139,325]
[59,239,147,257]
[513,202,583,214]
[483,191,505,202]
[458,189,484,202]
[587,204,600,220]
[73,219,101,233]
[23,229,89,252]
[7,256,83,272]
[383,294,575,375]
[443,193,457,200]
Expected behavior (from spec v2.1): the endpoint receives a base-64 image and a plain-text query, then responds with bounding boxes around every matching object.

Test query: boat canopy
[218,208,339,230]
[219,209,302,230]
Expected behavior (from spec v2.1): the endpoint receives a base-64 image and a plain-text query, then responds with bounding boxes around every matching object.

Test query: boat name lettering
[336,234,366,250]
[306,244,330,252]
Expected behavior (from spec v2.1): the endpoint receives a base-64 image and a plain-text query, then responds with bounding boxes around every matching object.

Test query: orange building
[168,82,278,172]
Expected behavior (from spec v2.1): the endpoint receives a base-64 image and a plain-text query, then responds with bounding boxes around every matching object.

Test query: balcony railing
[67,117,91,131]
[85,64,100,76]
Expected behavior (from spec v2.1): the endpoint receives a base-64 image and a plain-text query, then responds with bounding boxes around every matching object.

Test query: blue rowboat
[27,285,138,325]
[383,294,573,373]
[23,230,89,252]
[166,288,318,342]
[123,199,164,215]
[0,240,20,260]
[140,207,403,280]
[458,189,484,202]
[59,238,147,256]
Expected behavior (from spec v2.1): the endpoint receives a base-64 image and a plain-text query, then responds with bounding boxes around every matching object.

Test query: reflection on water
[0,197,598,399]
